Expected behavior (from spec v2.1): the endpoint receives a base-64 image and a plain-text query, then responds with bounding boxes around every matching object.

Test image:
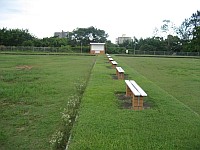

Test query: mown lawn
[115,56,200,115]
[69,55,200,149]
[0,54,96,150]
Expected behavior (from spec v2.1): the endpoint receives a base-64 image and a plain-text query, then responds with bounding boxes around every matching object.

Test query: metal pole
[134,43,137,55]
[81,42,82,53]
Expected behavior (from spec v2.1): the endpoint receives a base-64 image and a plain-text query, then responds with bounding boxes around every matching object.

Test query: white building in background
[116,34,132,44]
[54,30,68,38]
[90,43,105,54]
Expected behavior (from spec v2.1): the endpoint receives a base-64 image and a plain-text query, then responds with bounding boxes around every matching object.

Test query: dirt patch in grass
[106,66,112,69]
[124,74,128,79]
[16,65,33,70]
[111,74,118,80]
[115,92,152,110]
[116,93,132,109]
[111,74,129,80]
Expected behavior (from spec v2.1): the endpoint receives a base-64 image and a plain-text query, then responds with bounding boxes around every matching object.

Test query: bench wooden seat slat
[125,80,140,96]
[116,67,125,79]
[125,80,147,110]
[109,58,113,61]
[116,67,124,73]
[130,80,147,96]
[111,61,118,65]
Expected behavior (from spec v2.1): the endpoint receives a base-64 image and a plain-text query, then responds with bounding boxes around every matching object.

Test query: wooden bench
[109,58,113,63]
[116,67,125,79]
[111,61,118,68]
[125,80,147,110]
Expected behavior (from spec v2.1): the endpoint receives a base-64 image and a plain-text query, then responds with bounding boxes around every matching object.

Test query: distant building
[54,30,68,38]
[90,43,105,54]
[116,36,132,44]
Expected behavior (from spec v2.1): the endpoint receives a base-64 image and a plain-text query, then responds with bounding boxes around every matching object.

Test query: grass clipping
[49,81,86,150]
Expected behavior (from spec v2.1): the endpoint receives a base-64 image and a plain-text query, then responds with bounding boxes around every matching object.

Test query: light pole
[89,34,94,54]
[77,40,82,53]
[81,42,82,53]
[134,42,137,55]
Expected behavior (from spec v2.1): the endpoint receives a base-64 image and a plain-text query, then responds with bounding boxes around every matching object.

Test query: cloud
[0,0,23,13]
[0,0,27,22]
[0,0,200,42]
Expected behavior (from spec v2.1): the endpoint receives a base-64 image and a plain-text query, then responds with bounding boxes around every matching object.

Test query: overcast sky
[0,0,199,42]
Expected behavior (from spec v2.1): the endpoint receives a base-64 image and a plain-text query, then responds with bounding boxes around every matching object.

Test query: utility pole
[81,42,82,53]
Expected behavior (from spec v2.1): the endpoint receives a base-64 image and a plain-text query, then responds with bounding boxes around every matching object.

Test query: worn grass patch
[115,92,152,110]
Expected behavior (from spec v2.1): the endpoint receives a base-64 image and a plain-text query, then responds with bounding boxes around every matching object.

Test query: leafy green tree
[137,37,168,51]
[166,35,181,52]
[32,39,42,47]
[0,28,35,46]
[190,10,200,29]
[118,39,132,49]
[161,20,176,38]
[22,40,34,46]
[176,10,200,51]
[189,26,200,52]
[67,26,108,46]
[176,18,193,40]
[139,44,155,51]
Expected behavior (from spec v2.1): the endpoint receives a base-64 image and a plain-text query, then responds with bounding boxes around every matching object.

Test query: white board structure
[90,43,105,54]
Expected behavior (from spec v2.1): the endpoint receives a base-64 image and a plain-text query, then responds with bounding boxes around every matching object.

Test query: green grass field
[0,54,96,149]
[68,55,200,149]
[114,56,200,115]
[1,54,200,150]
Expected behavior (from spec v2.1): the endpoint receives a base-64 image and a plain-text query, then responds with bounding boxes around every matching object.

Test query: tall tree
[190,10,200,28]
[189,26,200,52]
[67,26,108,46]
[0,28,35,46]
[176,10,200,41]
[176,10,200,51]
[176,18,193,40]
[166,35,181,52]
[160,20,176,38]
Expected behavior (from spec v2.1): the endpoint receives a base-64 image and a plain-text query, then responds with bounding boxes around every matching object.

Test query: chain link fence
[127,50,200,56]
[0,46,59,52]
[0,46,90,53]
[0,46,199,56]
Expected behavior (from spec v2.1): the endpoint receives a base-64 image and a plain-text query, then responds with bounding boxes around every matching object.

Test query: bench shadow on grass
[110,74,129,80]
[115,91,155,110]
[106,65,112,69]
